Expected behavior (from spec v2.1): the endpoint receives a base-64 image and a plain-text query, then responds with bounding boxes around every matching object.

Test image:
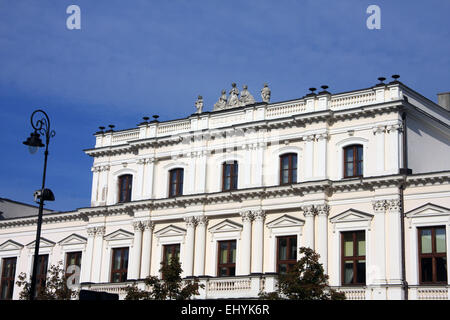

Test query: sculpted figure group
[209,83,270,112]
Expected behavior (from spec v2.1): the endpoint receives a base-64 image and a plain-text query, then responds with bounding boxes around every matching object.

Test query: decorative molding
[196,216,208,227]
[266,214,305,229]
[26,237,55,249]
[405,203,450,218]
[316,204,330,216]
[302,205,316,217]
[132,221,144,232]
[372,200,387,214]
[104,229,133,241]
[209,219,243,234]
[154,225,187,238]
[58,233,87,246]
[252,209,266,222]
[239,210,254,222]
[386,199,401,213]
[184,216,197,228]
[0,240,24,251]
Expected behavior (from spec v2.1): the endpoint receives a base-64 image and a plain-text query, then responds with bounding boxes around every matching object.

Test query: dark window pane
[278,238,287,260]
[289,237,297,260]
[357,146,363,161]
[357,232,366,256]
[436,257,447,282]
[421,258,433,282]
[346,148,354,162]
[343,233,354,257]
[356,260,366,284]
[357,161,363,176]
[346,163,354,177]
[279,264,287,274]
[292,169,297,183]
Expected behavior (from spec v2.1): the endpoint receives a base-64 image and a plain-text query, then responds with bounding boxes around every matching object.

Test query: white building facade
[1,80,449,300]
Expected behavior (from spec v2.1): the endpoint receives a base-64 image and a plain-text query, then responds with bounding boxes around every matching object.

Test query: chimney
[437,92,450,111]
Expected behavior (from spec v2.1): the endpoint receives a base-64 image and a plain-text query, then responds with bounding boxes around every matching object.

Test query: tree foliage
[16,261,78,300]
[124,256,203,300]
[259,247,346,300]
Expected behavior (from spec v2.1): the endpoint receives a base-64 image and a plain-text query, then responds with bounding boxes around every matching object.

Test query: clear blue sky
[0,0,449,211]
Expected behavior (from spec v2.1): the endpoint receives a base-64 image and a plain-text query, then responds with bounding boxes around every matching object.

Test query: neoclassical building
[1,78,449,300]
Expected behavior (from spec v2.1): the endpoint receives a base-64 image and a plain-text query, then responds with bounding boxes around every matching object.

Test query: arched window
[222,161,238,191]
[343,145,363,178]
[280,153,297,185]
[118,174,132,203]
[169,168,184,197]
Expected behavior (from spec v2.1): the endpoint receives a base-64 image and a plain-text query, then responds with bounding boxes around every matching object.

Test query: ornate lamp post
[23,110,55,300]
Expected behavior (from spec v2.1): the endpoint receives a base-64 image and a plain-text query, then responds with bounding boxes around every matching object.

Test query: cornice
[1,172,448,229]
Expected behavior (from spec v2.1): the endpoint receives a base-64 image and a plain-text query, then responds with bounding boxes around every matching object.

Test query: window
[110,247,129,283]
[65,252,82,284]
[277,236,297,274]
[418,226,447,284]
[0,257,16,300]
[341,231,366,285]
[169,168,184,197]
[163,244,180,266]
[222,161,238,191]
[118,174,132,203]
[280,153,297,184]
[343,145,363,178]
[217,240,236,277]
[35,254,48,295]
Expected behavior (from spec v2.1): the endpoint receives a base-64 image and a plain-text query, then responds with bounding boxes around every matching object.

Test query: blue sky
[0,0,449,211]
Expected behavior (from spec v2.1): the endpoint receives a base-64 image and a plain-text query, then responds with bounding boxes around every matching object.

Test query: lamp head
[23,131,44,154]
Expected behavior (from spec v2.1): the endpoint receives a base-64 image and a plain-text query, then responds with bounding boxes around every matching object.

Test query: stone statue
[261,83,271,103]
[195,95,203,114]
[213,89,227,111]
[239,84,255,106]
[227,83,240,107]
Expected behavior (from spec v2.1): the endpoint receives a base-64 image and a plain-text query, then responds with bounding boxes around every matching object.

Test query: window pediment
[330,209,373,224]
[266,215,305,229]
[26,237,55,249]
[209,219,243,233]
[154,225,186,238]
[104,229,134,241]
[405,203,450,218]
[58,233,87,246]
[0,240,24,251]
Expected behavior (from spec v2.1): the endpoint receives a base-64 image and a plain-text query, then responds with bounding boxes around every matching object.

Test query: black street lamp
[23,109,55,300]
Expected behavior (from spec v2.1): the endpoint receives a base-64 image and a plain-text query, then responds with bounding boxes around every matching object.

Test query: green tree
[16,261,78,300]
[124,256,203,300]
[259,247,345,300]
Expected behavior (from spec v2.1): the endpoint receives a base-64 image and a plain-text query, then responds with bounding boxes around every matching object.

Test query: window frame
[343,145,363,178]
[222,161,238,191]
[340,230,366,286]
[0,257,17,300]
[217,240,237,277]
[169,168,184,197]
[117,174,133,203]
[418,226,447,284]
[35,254,49,295]
[276,235,298,274]
[279,153,298,185]
[162,243,181,266]
[110,247,129,283]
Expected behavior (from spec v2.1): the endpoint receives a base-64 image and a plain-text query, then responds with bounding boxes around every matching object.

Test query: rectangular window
[0,257,17,300]
[110,248,129,283]
[222,161,238,191]
[163,244,181,266]
[343,145,363,178]
[118,174,132,203]
[217,240,236,277]
[341,231,366,285]
[418,226,447,284]
[65,252,82,284]
[277,236,297,274]
[35,254,49,296]
[280,154,297,185]
[169,169,184,197]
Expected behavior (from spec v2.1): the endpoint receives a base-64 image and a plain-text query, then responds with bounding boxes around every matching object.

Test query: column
[239,210,253,275]
[251,210,265,274]
[386,199,404,298]
[372,200,387,286]
[373,126,385,174]
[90,167,100,206]
[197,151,207,194]
[253,143,265,187]
[135,159,145,200]
[315,134,328,179]
[302,205,315,250]
[80,227,96,283]
[91,226,105,283]
[387,124,401,173]
[316,204,330,273]
[140,220,154,279]
[142,157,156,199]
[194,216,208,276]
[129,221,143,280]
[304,135,314,180]
[242,144,252,188]
[184,216,196,277]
